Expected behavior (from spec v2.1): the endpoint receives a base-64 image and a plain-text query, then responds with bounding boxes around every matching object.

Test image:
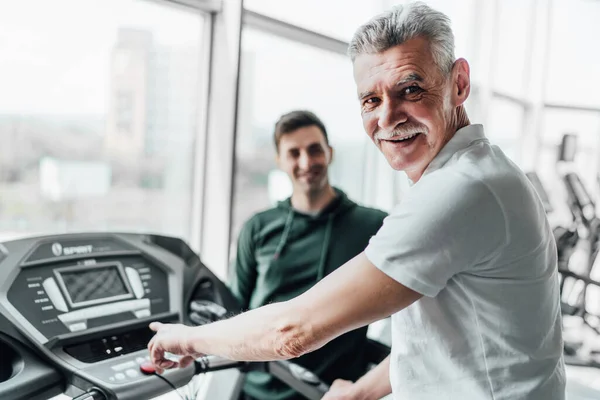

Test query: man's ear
[452,58,471,106]
[328,145,334,164]
[275,152,281,169]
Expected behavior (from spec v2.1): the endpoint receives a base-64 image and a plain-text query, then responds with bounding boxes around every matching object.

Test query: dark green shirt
[230,188,387,400]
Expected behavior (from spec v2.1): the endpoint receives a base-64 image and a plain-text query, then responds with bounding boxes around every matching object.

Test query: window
[244,0,393,41]
[486,97,525,165]
[536,108,600,224]
[492,0,534,97]
[232,28,368,246]
[0,0,207,242]
[115,90,134,134]
[546,0,600,107]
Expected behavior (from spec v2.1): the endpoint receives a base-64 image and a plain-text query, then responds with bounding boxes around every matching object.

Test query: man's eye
[363,98,380,106]
[403,85,423,96]
[308,147,324,155]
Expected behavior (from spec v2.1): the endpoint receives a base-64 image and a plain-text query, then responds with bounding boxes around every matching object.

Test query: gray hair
[348,2,455,75]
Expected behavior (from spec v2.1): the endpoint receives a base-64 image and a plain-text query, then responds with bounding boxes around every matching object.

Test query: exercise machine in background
[527,133,600,370]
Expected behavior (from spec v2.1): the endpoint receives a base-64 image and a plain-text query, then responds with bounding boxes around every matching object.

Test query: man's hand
[147,322,201,374]
[322,379,362,400]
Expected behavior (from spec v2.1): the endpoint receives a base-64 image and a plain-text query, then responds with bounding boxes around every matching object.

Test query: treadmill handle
[195,355,247,373]
[268,360,329,400]
[193,356,330,400]
[71,389,106,400]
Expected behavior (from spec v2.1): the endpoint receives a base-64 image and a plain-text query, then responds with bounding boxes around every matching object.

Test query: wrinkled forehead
[352,38,436,90]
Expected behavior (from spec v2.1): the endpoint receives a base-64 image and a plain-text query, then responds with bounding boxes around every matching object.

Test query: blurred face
[276,125,333,194]
[353,37,470,181]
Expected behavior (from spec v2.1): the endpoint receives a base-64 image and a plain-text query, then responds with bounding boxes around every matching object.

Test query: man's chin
[296,179,327,193]
[386,157,418,172]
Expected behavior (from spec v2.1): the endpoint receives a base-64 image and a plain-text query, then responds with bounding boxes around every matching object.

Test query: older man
[148,3,565,399]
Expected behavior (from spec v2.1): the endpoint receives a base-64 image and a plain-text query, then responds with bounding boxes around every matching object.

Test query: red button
[140,362,156,375]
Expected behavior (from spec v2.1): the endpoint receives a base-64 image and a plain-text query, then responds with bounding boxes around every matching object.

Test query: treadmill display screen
[58,264,130,306]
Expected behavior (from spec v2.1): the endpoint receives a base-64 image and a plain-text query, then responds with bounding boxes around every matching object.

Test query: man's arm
[323,356,391,400]
[228,220,258,309]
[148,252,421,371]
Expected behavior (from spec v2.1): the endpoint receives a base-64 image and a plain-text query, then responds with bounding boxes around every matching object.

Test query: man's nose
[378,98,408,132]
[298,152,312,170]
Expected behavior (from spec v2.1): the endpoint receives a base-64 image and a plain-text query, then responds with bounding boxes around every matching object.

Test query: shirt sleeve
[365,171,508,297]
[228,218,258,309]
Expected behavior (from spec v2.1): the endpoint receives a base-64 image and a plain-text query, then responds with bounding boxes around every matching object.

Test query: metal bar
[189,12,215,252]
[162,0,222,13]
[543,103,600,114]
[199,0,244,279]
[490,90,531,107]
[243,10,349,55]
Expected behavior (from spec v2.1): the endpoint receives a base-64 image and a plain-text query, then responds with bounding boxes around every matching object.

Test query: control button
[69,322,87,332]
[135,357,146,364]
[111,361,136,372]
[125,369,139,378]
[115,373,125,381]
[108,376,115,382]
[140,362,156,375]
[134,309,151,318]
[43,278,68,312]
[126,267,145,299]
[58,299,151,325]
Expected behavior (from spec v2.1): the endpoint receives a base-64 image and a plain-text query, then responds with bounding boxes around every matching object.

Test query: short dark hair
[273,110,329,151]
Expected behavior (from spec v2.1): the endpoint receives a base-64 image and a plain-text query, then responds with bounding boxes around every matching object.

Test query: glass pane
[546,0,600,107]
[492,0,533,97]
[486,97,525,165]
[244,0,476,52]
[244,0,392,41]
[232,28,368,244]
[536,108,600,224]
[0,0,206,242]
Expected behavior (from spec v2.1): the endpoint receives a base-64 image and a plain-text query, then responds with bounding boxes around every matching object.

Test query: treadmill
[0,233,374,400]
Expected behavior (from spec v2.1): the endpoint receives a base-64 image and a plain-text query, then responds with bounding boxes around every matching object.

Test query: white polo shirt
[365,124,565,400]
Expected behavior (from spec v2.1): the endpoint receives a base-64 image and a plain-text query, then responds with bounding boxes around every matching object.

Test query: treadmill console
[8,245,169,339]
[0,233,240,400]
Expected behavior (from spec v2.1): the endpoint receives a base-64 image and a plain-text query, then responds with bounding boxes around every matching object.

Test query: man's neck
[406,107,471,183]
[453,105,471,132]
[291,185,337,214]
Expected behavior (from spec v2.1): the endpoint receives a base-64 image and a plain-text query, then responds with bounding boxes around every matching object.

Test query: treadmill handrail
[193,356,329,400]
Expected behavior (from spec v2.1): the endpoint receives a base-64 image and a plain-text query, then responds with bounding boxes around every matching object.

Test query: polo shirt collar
[414,124,487,183]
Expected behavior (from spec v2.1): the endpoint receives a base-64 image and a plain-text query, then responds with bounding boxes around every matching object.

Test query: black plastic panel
[7,255,169,339]
[22,237,137,265]
[64,326,154,363]
[0,325,63,400]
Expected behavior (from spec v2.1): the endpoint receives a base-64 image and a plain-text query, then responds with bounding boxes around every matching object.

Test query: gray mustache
[374,126,427,141]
